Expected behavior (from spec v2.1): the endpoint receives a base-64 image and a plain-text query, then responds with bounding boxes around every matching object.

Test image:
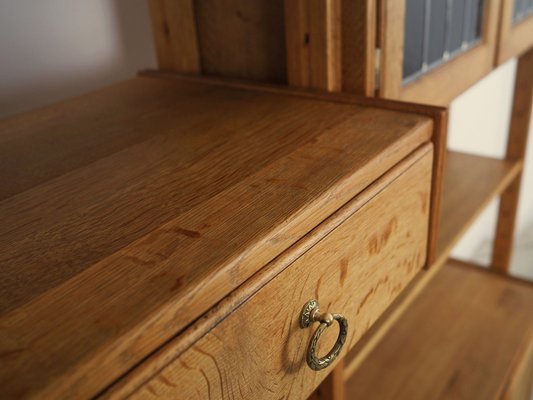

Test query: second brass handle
[300,299,348,371]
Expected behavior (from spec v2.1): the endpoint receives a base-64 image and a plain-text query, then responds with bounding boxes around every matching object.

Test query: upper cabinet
[402,0,484,84]
[147,0,532,106]
[378,0,500,105]
[497,0,533,64]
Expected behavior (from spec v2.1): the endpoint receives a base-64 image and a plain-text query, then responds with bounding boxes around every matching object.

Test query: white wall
[0,0,156,117]
[0,2,531,277]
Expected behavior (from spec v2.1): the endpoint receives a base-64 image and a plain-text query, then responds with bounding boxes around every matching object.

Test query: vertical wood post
[284,0,342,91]
[491,47,533,272]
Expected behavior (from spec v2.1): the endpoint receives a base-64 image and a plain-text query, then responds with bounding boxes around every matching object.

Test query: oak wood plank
[341,0,376,96]
[437,151,522,259]
[1,77,353,312]
[148,0,200,72]
[0,76,431,399]
[378,0,406,99]
[502,331,533,400]
[140,70,448,265]
[195,0,287,82]
[102,145,432,399]
[122,148,432,400]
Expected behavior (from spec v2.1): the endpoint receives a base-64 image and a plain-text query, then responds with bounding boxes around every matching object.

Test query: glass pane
[402,0,484,83]
[513,0,525,22]
[427,0,447,65]
[512,0,533,22]
[474,0,484,38]
[464,0,483,43]
[403,0,426,79]
[526,0,533,19]
[447,0,466,54]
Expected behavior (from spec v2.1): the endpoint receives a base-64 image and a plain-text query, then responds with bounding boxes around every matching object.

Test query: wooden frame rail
[378,0,500,105]
[496,0,533,64]
[492,46,533,272]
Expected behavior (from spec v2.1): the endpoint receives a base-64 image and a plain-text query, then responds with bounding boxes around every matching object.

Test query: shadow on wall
[112,0,156,72]
[0,0,156,118]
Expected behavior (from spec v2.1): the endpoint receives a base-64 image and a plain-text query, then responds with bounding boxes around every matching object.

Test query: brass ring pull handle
[300,299,348,371]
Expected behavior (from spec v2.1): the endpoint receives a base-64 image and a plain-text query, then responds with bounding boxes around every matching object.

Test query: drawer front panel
[132,147,433,399]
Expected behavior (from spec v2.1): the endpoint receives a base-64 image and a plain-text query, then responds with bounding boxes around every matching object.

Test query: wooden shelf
[344,259,533,400]
[436,151,522,264]
[342,150,523,378]
[336,151,530,398]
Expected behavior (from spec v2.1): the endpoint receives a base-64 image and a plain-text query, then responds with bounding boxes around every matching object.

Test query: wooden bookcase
[146,1,533,398]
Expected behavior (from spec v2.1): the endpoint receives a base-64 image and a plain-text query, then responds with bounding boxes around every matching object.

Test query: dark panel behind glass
[403,0,485,82]
[464,0,483,43]
[403,0,426,79]
[428,0,447,64]
[462,0,474,45]
[513,0,533,23]
[447,0,466,53]
[513,0,525,21]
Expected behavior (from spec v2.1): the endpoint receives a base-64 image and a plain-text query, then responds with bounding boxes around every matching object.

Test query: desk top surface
[0,75,431,398]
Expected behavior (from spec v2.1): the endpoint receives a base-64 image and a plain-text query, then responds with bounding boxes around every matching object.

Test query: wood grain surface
[0,76,431,399]
[502,331,533,400]
[195,0,287,82]
[492,47,533,272]
[101,145,430,399]
[125,147,432,400]
[341,0,376,96]
[148,0,200,72]
[140,69,448,266]
[377,0,406,100]
[284,0,342,91]
[342,150,522,379]
[346,259,533,400]
[437,151,522,259]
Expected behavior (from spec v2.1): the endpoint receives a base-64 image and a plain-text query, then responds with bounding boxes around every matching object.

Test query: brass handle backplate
[300,299,348,371]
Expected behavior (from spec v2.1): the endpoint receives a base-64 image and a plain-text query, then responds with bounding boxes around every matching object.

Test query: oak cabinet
[0,75,437,399]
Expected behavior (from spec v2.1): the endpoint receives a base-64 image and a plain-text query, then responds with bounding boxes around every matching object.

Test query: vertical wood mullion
[491,47,533,273]
[285,0,341,92]
[378,0,406,99]
[285,0,310,88]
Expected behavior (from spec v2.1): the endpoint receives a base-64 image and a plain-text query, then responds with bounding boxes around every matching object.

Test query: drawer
[128,145,432,399]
